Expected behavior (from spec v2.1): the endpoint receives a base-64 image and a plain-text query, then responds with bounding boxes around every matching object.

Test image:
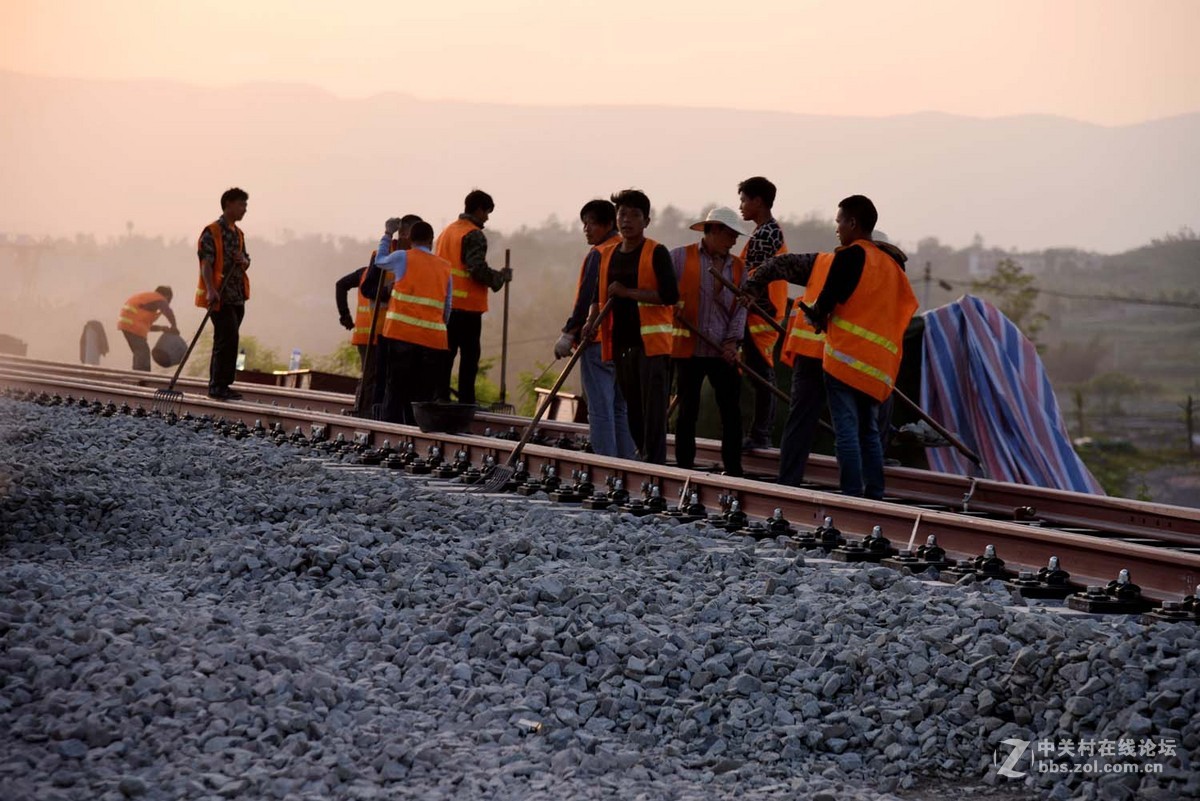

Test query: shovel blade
[468,464,515,493]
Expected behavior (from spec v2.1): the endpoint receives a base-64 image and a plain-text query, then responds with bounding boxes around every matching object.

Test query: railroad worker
[362,219,453,425]
[197,187,251,401]
[792,194,917,499]
[737,176,789,451]
[336,214,423,414]
[116,286,178,371]
[553,199,637,459]
[669,207,753,477]
[581,189,679,465]
[433,189,512,405]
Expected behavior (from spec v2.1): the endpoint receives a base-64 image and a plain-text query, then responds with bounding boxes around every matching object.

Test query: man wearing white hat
[669,207,754,476]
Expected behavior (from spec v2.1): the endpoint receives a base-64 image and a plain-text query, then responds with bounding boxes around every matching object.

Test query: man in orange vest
[581,189,679,464]
[669,207,753,476]
[784,195,917,499]
[336,214,422,416]
[361,219,453,425]
[197,187,250,401]
[116,286,178,371]
[554,199,637,458]
[737,176,789,451]
[433,190,512,405]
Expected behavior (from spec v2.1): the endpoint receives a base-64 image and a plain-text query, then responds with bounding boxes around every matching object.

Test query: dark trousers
[123,331,151,372]
[777,356,826,487]
[674,357,743,476]
[381,338,440,425]
[355,343,382,417]
[209,303,244,393]
[826,373,885,500]
[441,310,482,405]
[613,348,670,464]
[742,332,776,445]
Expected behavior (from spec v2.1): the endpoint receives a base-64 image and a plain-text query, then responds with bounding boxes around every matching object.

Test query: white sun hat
[689,206,756,237]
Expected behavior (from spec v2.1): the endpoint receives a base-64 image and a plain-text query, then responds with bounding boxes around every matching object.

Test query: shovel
[473,299,612,492]
[490,248,515,414]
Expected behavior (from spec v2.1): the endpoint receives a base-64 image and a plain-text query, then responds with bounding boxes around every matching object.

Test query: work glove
[553,333,574,359]
[339,313,354,331]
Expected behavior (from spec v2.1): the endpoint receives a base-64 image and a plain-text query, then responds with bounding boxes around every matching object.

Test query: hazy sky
[3,0,1198,126]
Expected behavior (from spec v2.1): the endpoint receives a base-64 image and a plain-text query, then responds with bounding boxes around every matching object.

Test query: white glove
[553,333,574,359]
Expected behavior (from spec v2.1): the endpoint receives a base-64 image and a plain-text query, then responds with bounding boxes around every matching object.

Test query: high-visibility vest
[671,244,745,359]
[822,239,918,402]
[434,217,489,313]
[570,234,618,345]
[742,238,789,366]
[117,291,167,338]
[596,239,674,360]
[780,252,835,367]
[195,220,249,310]
[352,243,400,346]
[380,249,452,350]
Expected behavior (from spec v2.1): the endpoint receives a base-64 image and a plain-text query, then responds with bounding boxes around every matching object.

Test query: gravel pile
[0,398,1197,801]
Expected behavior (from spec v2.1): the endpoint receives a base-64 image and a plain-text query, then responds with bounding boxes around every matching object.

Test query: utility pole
[923,261,932,309]
[1184,395,1195,457]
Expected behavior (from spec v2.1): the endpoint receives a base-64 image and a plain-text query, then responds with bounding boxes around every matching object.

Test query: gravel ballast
[0,398,1196,800]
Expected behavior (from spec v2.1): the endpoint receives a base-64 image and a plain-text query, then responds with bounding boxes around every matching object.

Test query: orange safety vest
[596,239,675,361]
[352,244,399,346]
[671,244,745,359]
[380,249,452,350]
[570,235,617,345]
[195,220,249,310]
[741,238,789,366]
[434,217,489,313]
[822,239,918,402]
[117,291,167,338]
[780,252,835,367]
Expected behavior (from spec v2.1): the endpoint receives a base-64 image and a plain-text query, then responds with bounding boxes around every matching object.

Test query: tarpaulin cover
[921,294,1104,494]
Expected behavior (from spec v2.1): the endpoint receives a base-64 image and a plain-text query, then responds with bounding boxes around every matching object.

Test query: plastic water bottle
[236,349,246,371]
[289,348,301,371]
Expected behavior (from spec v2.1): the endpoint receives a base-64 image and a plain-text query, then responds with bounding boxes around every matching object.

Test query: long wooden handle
[674,313,789,403]
[891,387,983,468]
[708,266,787,336]
[499,248,511,403]
[506,299,613,467]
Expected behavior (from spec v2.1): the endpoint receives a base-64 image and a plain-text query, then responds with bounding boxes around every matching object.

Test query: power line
[930,275,1200,311]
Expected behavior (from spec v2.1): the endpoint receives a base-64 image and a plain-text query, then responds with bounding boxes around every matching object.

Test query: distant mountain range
[2,70,1196,252]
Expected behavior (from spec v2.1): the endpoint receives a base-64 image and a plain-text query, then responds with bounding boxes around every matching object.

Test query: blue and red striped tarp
[920,294,1104,494]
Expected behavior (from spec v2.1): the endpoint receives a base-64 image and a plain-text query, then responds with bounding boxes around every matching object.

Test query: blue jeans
[580,343,637,459]
[825,373,885,500]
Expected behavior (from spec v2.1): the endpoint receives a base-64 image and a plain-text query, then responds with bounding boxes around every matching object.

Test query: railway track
[2,354,1199,606]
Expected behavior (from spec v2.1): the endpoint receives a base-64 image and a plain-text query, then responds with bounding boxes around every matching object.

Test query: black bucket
[411,402,476,434]
[152,331,188,367]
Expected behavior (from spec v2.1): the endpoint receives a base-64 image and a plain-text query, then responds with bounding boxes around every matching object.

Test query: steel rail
[3,355,1198,546]
[2,366,1198,603]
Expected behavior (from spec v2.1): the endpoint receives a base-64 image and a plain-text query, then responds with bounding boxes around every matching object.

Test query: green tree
[970,258,1048,343]
[313,341,361,376]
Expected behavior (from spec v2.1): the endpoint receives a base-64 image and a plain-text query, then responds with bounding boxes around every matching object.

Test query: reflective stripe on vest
[742,238,789,366]
[780,252,834,366]
[117,291,166,338]
[434,218,489,313]
[596,239,674,360]
[820,240,918,402]
[352,247,397,347]
[380,249,452,349]
[195,220,249,310]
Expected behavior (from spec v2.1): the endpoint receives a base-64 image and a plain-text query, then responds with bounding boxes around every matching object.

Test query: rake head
[469,463,516,493]
[152,387,185,416]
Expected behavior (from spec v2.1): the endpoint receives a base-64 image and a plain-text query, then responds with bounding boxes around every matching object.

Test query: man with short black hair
[738,176,788,450]
[434,189,512,404]
[363,219,453,424]
[555,199,636,458]
[116,285,178,371]
[800,194,917,498]
[582,189,679,464]
[197,187,250,400]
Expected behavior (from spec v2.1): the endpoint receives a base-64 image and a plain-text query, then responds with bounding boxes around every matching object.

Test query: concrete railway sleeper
[3,373,1199,609]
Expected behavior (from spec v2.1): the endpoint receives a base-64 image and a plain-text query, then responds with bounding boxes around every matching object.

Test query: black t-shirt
[606,241,679,353]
